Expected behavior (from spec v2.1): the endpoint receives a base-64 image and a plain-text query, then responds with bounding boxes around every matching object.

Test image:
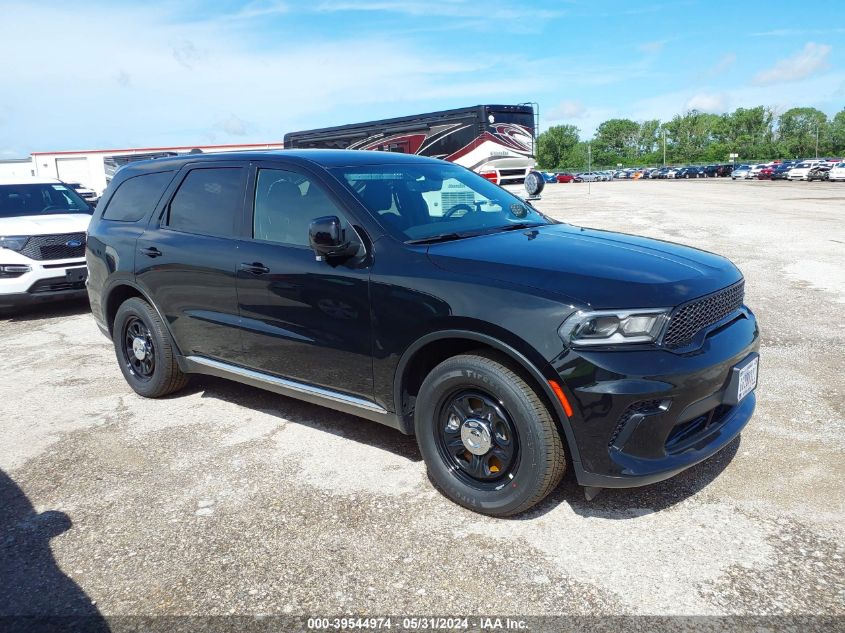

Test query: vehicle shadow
[2,298,90,323]
[168,375,739,514]
[185,375,423,463]
[0,469,110,632]
[523,435,742,520]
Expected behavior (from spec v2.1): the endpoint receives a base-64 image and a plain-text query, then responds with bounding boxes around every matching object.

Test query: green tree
[827,109,845,155]
[777,107,829,158]
[537,124,581,169]
[664,110,721,163]
[592,118,640,165]
[637,119,662,157]
[713,106,776,161]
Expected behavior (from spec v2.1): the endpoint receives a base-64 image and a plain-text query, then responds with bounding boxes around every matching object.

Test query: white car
[731,166,751,180]
[826,162,845,181]
[748,164,767,178]
[0,177,93,311]
[665,167,680,178]
[787,162,816,181]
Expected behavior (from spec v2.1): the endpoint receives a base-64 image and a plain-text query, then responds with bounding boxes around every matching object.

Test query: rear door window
[102,171,174,222]
[166,167,244,237]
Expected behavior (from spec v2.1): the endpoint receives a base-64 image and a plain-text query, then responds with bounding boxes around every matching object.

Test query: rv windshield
[332,163,552,242]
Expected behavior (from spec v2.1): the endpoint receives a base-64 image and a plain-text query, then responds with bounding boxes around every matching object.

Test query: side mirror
[309,216,357,262]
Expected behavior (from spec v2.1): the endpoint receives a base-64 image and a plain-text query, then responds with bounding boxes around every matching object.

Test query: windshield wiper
[405,232,467,245]
[496,222,546,232]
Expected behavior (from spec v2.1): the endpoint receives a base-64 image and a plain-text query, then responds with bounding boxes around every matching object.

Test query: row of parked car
[729,159,845,181]
[541,158,845,184]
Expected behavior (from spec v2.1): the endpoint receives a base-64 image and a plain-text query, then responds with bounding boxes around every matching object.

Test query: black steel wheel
[435,389,519,488]
[415,351,566,516]
[122,317,155,380]
[112,297,188,398]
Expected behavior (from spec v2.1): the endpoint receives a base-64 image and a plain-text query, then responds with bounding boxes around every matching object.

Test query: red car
[757,167,775,180]
[556,172,577,183]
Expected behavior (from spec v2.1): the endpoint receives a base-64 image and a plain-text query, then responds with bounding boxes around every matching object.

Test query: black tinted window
[168,168,243,236]
[253,168,345,246]
[102,171,173,222]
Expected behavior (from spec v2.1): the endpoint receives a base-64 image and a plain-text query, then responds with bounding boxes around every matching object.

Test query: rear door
[136,162,247,361]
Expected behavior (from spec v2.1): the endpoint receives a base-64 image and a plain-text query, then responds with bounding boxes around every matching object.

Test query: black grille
[20,233,86,261]
[662,281,744,349]
[28,277,87,294]
[666,405,732,451]
[608,399,664,447]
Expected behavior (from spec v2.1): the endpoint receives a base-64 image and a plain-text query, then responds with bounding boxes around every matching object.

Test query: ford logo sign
[66,239,83,248]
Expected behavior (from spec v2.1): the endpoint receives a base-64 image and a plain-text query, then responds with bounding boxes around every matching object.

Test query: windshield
[331,163,552,242]
[0,183,92,218]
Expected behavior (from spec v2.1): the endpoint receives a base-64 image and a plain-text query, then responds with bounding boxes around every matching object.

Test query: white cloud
[752,42,832,85]
[751,28,845,37]
[0,2,547,151]
[546,100,587,120]
[313,0,566,20]
[217,114,250,136]
[638,40,667,54]
[708,53,736,77]
[685,92,728,113]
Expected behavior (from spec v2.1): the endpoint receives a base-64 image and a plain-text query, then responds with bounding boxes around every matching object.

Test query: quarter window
[102,171,174,222]
[167,168,243,236]
[253,168,346,247]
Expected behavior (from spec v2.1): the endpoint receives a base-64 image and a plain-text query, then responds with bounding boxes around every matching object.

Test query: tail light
[479,170,499,185]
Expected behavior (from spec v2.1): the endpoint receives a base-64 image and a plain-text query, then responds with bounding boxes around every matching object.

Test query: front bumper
[553,307,759,488]
[0,251,88,309]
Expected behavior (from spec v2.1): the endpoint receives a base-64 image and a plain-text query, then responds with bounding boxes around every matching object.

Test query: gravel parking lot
[1,179,843,625]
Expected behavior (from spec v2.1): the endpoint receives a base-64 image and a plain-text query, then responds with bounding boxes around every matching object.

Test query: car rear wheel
[415,351,566,516]
[113,297,188,398]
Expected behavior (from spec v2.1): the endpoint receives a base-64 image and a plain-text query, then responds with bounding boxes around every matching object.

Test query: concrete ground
[1,178,843,622]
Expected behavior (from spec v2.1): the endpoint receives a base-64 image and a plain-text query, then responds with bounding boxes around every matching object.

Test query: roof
[118,149,448,174]
[284,104,533,140]
[31,142,283,156]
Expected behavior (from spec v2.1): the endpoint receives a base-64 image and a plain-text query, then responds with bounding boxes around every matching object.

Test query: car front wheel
[415,351,566,516]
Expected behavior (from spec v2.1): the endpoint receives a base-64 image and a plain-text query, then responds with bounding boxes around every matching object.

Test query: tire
[113,297,188,398]
[415,351,566,517]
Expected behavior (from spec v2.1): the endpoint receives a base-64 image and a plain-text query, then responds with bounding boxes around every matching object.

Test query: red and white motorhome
[283,104,537,187]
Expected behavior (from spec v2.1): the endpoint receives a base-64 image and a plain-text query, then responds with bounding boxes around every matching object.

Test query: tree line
[536,106,845,170]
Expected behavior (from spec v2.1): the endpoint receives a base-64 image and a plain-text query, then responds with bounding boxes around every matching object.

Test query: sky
[0,0,843,156]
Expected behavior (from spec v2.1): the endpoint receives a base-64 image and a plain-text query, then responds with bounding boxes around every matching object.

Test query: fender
[392,329,582,469]
[101,278,184,356]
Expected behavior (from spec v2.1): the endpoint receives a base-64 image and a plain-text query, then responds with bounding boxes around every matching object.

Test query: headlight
[560,308,669,346]
[0,236,28,251]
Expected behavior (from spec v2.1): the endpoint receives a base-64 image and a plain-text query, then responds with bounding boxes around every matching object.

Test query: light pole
[815,122,820,159]
[662,129,667,166]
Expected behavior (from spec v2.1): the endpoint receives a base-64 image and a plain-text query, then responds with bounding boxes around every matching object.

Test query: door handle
[239,262,270,275]
[140,246,162,258]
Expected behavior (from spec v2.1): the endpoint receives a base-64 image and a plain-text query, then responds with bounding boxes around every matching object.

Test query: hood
[427,223,742,309]
[0,213,92,237]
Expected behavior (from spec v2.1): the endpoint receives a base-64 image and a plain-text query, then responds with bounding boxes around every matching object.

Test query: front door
[235,163,373,401]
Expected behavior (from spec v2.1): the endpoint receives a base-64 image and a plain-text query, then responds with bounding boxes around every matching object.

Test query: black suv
[87,150,759,516]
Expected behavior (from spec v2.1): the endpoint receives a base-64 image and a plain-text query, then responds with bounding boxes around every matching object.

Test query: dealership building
[0,142,284,195]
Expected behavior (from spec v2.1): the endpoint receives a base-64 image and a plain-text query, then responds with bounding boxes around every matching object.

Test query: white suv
[0,177,93,310]
[828,162,845,182]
